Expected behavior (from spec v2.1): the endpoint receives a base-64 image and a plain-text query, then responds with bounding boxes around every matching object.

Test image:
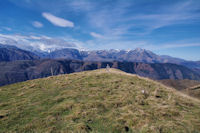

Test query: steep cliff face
[0,59,200,86]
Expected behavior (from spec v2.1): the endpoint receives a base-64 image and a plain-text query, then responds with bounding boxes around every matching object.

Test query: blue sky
[0,0,200,60]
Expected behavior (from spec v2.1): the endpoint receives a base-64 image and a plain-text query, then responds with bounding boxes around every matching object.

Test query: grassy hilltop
[0,69,200,132]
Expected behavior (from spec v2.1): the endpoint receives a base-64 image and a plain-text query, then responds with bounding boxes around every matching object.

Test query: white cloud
[29,35,42,40]
[0,33,80,52]
[90,32,104,39]
[42,12,74,27]
[3,27,12,31]
[32,21,43,28]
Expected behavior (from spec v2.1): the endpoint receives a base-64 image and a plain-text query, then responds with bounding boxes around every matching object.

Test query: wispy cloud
[32,21,43,28]
[134,40,200,51]
[160,43,200,49]
[90,32,104,39]
[3,27,12,31]
[126,1,200,31]
[83,0,199,39]
[42,12,74,27]
[69,0,95,12]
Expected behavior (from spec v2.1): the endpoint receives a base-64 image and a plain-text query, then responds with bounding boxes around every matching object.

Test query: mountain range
[1,44,200,69]
[0,59,200,86]
[0,43,200,86]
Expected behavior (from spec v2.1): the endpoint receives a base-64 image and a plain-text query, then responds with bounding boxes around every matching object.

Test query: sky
[0,0,200,60]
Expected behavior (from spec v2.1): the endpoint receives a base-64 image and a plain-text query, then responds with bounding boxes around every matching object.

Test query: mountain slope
[182,85,200,99]
[159,79,200,90]
[158,79,200,99]
[0,69,200,132]
[0,44,39,61]
[193,68,200,75]
[47,48,82,60]
[116,62,200,80]
[1,59,200,86]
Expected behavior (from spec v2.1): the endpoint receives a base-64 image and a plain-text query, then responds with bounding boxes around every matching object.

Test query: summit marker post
[106,64,110,72]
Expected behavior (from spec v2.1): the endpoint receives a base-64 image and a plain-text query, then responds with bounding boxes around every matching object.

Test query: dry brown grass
[0,68,200,133]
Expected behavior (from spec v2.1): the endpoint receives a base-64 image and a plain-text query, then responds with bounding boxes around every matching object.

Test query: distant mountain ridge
[0,44,40,61]
[43,47,200,69]
[0,44,199,80]
[79,48,162,62]
[1,43,200,69]
[0,59,200,86]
